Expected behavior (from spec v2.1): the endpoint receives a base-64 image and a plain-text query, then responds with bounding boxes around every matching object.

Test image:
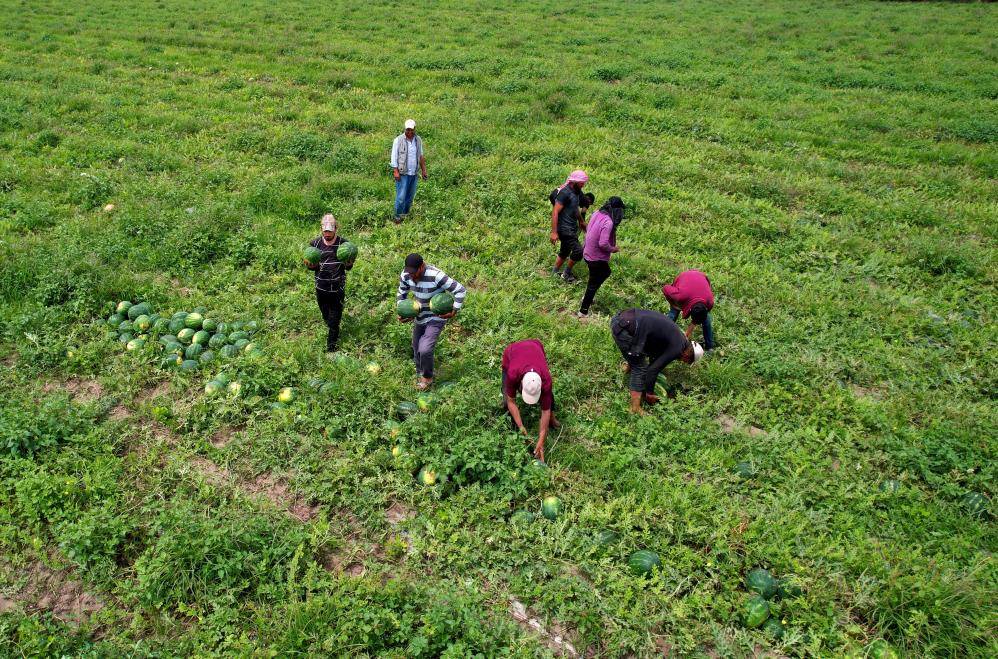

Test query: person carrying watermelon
[611,308,703,414]
[549,169,590,283]
[662,269,715,350]
[303,214,355,353]
[577,196,625,318]
[396,253,466,390]
[501,339,560,462]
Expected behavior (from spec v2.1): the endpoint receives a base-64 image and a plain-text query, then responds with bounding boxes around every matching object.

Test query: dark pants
[500,371,556,429]
[580,260,611,313]
[412,320,444,378]
[557,232,583,261]
[316,288,344,351]
[667,307,715,350]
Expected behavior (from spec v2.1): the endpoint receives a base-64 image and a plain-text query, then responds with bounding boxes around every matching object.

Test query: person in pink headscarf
[549,169,589,283]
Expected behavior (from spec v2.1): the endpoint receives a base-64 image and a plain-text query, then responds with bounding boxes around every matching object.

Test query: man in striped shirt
[396,253,466,390]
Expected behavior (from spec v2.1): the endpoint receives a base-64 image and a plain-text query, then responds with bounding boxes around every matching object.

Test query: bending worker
[501,339,559,462]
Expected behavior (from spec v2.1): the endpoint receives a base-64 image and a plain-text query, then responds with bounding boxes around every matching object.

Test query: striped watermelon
[397,299,421,319]
[429,291,454,315]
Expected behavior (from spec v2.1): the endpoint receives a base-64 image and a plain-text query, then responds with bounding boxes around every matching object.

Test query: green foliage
[0,396,86,458]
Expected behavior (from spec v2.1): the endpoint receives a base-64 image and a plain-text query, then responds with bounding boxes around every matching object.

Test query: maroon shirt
[501,339,553,411]
[662,270,714,318]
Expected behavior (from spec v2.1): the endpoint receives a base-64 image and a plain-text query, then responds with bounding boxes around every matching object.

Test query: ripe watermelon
[243,341,259,354]
[177,328,196,344]
[511,510,536,524]
[204,380,224,396]
[199,350,215,364]
[201,318,218,333]
[219,344,238,359]
[127,302,150,321]
[228,330,249,342]
[160,334,178,346]
[391,445,403,458]
[628,550,661,576]
[319,381,339,395]
[168,318,186,334]
[119,332,134,344]
[733,461,755,480]
[192,330,210,345]
[152,317,170,333]
[107,313,125,327]
[429,291,455,315]
[963,492,989,517]
[160,355,182,368]
[336,241,358,262]
[227,381,242,396]
[416,392,435,412]
[596,530,619,546]
[746,568,778,599]
[762,616,785,639]
[229,320,245,332]
[126,338,146,351]
[307,378,324,391]
[233,338,250,350]
[180,359,199,371]
[115,300,132,315]
[208,333,227,348]
[397,299,422,319]
[743,595,770,628]
[776,577,803,599]
[164,342,184,356]
[184,312,203,330]
[541,496,562,520]
[244,320,260,333]
[277,387,295,403]
[215,322,229,335]
[304,245,322,267]
[417,466,437,486]
[185,343,204,359]
[118,320,134,334]
[193,306,207,315]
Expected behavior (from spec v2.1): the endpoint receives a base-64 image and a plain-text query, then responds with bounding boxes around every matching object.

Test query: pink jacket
[582,210,616,262]
[662,269,714,318]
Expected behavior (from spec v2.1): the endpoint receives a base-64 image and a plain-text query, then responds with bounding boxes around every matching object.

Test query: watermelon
[654,374,670,400]
[229,330,249,342]
[204,380,224,396]
[165,342,184,356]
[776,577,803,599]
[762,616,785,639]
[160,355,182,368]
[417,466,437,486]
[233,338,250,350]
[733,461,755,480]
[107,313,125,327]
[126,337,146,351]
[746,568,778,599]
[180,359,200,371]
[277,387,295,403]
[307,378,324,390]
[208,333,227,348]
[118,320,134,334]
[243,341,259,354]
[416,392,435,412]
[879,479,901,494]
[229,320,245,332]
[743,595,770,628]
[541,496,562,520]
[396,401,418,419]
[119,332,134,344]
[152,317,170,333]
[530,458,547,471]
[192,330,210,346]
[132,315,151,332]
[215,322,229,335]
[201,318,218,333]
[366,362,381,375]
[115,300,132,315]
[336,241,358,262]
[244,320,260,333]
[511,510,536,524]
[596,530,619,546]
[397,299,421,319]
[105,330,118,341]
[159,334,178,346]
[319,381,339,395]
[429,291,455,315]
[193,306,207,315]
[168,318,186,334]
[184,312,204,330]
[866,639,900,659]
[269,401,287,410]
[304,245,322,267]
[227,381,242,396]
[127,302,150,321]
[628,550,662,576]
[219,344,238,359]
[391,445,403,458]
[385,421,402,438]
[171,311,189,321]
[963,492,989,517]
[199,350,215,364]
[176,328,196,344]
[185,343,204,359]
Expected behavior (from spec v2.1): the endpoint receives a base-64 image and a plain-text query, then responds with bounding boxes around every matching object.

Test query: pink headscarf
[555,169,589,195]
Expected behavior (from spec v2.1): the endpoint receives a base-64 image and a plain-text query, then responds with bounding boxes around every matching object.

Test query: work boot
[561,270,577,284]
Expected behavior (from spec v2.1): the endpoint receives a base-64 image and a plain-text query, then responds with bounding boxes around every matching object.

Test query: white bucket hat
[691,341,704,364]
[521,371,542,405]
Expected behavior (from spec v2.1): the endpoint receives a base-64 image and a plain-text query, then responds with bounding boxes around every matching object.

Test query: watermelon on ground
[746,568,778,599]
[879,479,901,494]
[397,299,421,319]
[180,359,199,371]
[168,318,186,334]
[762,617,785,639]
[733,461,756,480]
[229,330,249,342]
[304,245,322,267]
[204,380,224,396]
[429,291,455,315]
[164,343,184,356]
[319,381,339,395]
[743,595,770,628]
[227,381,242,396]
[219,344,238,359]
[160,334,178,346]
[244,320,260,333]
[208,333,227,348]
[119,332,134,344]
[126,338,146,351]
[243,341,259,354]
[177,328,196,344]
[192,330,210,345]
[233,338,250,350]
[277,387,295,404]
[152,317,170,333]
[215,322,229,335]
[866,639,900,659]
[541,496,562,520]
[307,378,324,390]
[416,392,435,412]
[627,550,662,576]
[107,313,125,327]
[127,302,150,321]
[184,312,204,330]
[201,318,218,333]
[417,466,437,486]
[229,321,244,332]
[160,355,182,369]
[396,401,418,419]
[134,314,152,332]
[118,320,134,334]
[776,577,803,599]
[963,492,989,517]
[596,530,619,546]
[171,311,188,321]
[115,300,132,315]
[336,241,358,262]
[510,510,536,524]
[199,350,215,364]
[185,343,204,359]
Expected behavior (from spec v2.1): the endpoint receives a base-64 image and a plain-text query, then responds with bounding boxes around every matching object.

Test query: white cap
[404,119,416,129]
[692,341,704,364]
[521,371,542,405]
[321,213,336,232]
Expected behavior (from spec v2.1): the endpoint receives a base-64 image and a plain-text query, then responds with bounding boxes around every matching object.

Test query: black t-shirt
[310,236,347,293]
[554,186,581,236]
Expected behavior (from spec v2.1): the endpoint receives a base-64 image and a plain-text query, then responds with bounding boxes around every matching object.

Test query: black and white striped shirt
[396,264,466,325]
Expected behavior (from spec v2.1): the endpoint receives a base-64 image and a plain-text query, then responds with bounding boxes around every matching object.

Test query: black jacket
[611,308,689,391]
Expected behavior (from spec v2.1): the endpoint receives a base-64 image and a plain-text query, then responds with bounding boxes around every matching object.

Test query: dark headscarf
[600,196,625,241]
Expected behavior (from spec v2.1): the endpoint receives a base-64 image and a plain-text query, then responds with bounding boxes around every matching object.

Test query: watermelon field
[1,0,996,655]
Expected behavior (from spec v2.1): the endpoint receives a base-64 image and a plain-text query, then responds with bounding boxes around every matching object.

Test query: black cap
[404,253,423,274]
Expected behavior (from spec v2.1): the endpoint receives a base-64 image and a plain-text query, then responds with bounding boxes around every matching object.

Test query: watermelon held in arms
[742,595,770,628]
[429,291,455,315]
[627,550,662,576]
[336,241,358,263]
[746,568,778,599]
[541,496,562,520]
[304,245,322,267]
[397,299,421,319]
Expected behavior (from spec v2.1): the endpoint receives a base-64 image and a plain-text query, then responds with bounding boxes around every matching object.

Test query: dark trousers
[667,307,715,350]
[316,288,344,351]
[580,260,611,314]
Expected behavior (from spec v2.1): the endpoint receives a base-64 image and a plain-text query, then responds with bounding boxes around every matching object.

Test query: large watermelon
[115,300,133,315]
[219,344,238,359]
[168,318,186,334]
[192,330,211,346]
[200,318,217,332]
[127,302,150,321]
[180,359,199,371]
[746,568,778,599]
[164,342,184,356]
[215,321,229,335]
[152,317,170,333]
[107,313,125,327]
[184,312,204,330]
[397,299,421,319]
[119,332,134,344]
[304,245,322,267]
[336,241,358,262]
[177,328,196,344]
[396,401,418,420]
[185,343,204,359]
[743,595,770,628]
[963,492,989,517]
[160,355,182,369]
[541,496,562,520]
[126,338,146,351]
[228,330,249,343]
[199,350,215,364]
[118,320,134,334]
[628,550,662,576]
[208,333,227,349]
[429,291,455,315]
[133,315,152,332]
[159,334,178,346]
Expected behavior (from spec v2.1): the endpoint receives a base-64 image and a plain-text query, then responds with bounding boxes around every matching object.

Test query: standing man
[662,269,716,350]
[396,253,466,390]
[390,119,427,224]
[578,196,625,318]
[304,214,354,353]
[501,339,559,462]
[611,308,703,414]
[549,169,589,283]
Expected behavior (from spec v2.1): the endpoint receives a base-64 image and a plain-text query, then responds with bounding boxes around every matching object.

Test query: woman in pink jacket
[577,197,625,318]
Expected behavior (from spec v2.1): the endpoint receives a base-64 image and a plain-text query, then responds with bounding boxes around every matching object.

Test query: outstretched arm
[506,395,527,434]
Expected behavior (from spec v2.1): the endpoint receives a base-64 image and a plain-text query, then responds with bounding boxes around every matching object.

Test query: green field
[1,0,995,655]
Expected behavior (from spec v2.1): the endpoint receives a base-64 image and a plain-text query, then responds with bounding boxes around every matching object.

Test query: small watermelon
[429,291,455,315]
[184,312,203,330]
[126,338,146,351]
[134,314,152,332]
[879,479,901,494]
[733,461,755,480]
[743,595,770,628]
[762,616,785,639]
[219,344,238,359]
[511,510,536,524]
[866,639,900,659]
[229,320,245,332]
[118,320,134,334]
[417,466,437,486]
[243,341,259,354]
[115,300,133,315]
[776,577,803,599]
[180,359,200,371]
[963,492,989,517]
[168,318,186,334]
[201,318,218,333]
[233,338,250,350]
[397,299,422,319]
[192,330,211,346]
[366,362,381,375]
[391,445,403,458]
[229,330,249,342]
[107,313,125,327]
[160,355,182,369]
[307,378,324,390]
[204,380,224,396]
[208,333,227,349]
[304,245,322,267]
[746,568,778,599]
[177,328,196,344]
[596,530,619,546]
[628,550,662,576]
[541,496,562,520]
[336,241,358,262]
[185,343,204,359]
[277,387,295,403]
[396,401,418,419]
[319,381,339,395]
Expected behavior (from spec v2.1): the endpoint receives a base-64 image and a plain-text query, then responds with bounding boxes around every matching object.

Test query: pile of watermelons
[103,300,262,372]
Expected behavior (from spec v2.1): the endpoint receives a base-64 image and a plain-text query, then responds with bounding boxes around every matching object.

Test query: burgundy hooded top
[662,270,714,318]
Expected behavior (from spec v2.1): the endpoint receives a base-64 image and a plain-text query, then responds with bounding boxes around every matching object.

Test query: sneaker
[551,265,562,277]
[562,270,577,283]
[393,215,403,225]
[575,311,589,319]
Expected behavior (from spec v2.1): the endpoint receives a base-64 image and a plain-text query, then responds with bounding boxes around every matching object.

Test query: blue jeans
[394,174,419,218]
[668,307,715,350]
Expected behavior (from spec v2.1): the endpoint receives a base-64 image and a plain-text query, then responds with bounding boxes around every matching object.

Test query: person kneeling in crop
[501,339,559,462]
[396,253,466,391]
[662,269,715,350]
[611,308,703,414]
[304,214,354,353]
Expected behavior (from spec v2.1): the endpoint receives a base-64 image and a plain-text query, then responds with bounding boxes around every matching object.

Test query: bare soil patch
[0,560,103,624]
[717,414,766,437]
[244,473,319,522]
[508,597,579,658]
[43,377,104,403]
[135,380,171,405]
[108,404,132,421]
[384,501,414,525]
